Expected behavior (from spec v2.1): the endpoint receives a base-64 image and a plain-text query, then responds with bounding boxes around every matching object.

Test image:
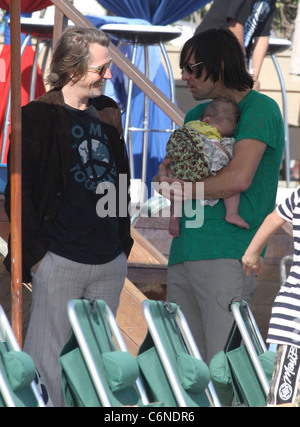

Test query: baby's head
[200,97,240,137]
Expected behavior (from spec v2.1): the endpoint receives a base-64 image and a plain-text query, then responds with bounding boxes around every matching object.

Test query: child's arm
[242,209,287,277]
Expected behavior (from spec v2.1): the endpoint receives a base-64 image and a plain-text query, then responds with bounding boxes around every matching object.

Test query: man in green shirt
[153,28,284,363]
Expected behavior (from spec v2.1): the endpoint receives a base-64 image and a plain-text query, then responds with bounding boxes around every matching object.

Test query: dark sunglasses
[87,59,112,76]
[181,61,204,74]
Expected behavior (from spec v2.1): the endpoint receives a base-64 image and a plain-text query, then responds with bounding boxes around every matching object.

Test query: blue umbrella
[96,0,210,25]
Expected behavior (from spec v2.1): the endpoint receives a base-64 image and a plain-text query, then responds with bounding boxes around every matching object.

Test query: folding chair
[210,300,275,407]
[60,299,159,407]
[0,305,45,407]
[137,300,221,407]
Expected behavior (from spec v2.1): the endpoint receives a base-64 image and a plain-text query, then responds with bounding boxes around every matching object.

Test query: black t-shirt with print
[195,0,276,58]
[47,103,123,264]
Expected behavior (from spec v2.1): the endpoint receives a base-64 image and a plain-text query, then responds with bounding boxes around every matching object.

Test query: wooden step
[128,226,168,296]
[116,278,148,356]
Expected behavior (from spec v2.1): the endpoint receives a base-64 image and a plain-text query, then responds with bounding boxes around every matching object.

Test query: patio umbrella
[0,13,46,164]
[0,0,52,12]
[96,0,210,25]
[0,0,51,164]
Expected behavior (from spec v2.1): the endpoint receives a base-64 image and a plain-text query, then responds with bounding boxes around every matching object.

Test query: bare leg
[224,194,249,229]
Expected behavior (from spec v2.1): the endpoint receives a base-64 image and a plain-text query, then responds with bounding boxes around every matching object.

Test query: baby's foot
[225,214,249,229]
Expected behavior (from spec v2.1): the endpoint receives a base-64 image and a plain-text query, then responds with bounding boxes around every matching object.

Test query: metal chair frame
[0,305,45,407]
[230,301,270,397]
[67,299,149,407]
[142,300,221,407]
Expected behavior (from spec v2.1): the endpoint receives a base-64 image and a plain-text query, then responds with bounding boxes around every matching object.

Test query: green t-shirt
[168,90,285,266]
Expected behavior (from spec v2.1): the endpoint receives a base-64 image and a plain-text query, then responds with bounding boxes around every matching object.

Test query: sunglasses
[181,61,204,74]
[87,60,112,76]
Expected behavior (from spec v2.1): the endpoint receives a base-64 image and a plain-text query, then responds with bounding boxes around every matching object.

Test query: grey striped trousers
[23,251,127,407]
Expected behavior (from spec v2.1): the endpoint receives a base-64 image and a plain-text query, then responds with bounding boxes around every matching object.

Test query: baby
[165,97,249,237]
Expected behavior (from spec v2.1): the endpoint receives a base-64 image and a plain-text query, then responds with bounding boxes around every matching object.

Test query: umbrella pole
[10,0,23,346]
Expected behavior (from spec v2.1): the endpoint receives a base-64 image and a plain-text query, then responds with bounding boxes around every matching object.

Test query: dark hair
[200,97,240,136]
[180,28,254,91]
[200,97,240,124]
[47,27,110,88]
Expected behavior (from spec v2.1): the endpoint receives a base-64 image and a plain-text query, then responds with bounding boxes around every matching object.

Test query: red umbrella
[0,1,49,162]
[0,0,52,12]
[0,46,46,163]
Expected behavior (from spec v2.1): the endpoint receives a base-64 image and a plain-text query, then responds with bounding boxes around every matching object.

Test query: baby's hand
[153,158,185,202]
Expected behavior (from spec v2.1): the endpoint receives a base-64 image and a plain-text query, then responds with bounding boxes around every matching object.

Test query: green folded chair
[137,300,221,407]
[210,300,275,407]
[60,299,161,407]
[0,305,45,407]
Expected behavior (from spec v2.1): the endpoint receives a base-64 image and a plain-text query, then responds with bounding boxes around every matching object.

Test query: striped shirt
[267,186,300,348]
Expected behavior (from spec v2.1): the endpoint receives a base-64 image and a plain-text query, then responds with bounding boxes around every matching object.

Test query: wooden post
[10,0,23,346]
[53,6,67,49]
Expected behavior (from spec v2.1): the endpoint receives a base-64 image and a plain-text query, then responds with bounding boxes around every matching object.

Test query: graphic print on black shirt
[47,103,123,264]
[69,106,117,192]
